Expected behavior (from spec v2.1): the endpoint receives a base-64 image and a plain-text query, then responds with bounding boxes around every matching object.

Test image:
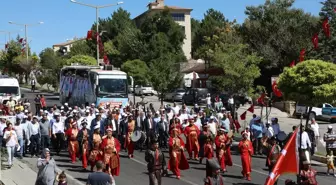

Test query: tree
[13,55,38,84]
[278,60,336,105]
[241,0,319,70]
[65,55,96,66]
[149,54,182,105]
[121,59,149,85]
[68,40,94,57]
[39,48,62,69]
[0,39,22,74]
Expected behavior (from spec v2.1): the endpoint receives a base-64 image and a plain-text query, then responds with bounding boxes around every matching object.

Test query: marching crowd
[0,94,333,185]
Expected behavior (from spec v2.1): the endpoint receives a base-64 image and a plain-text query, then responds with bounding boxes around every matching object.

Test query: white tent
[184,72,199,87]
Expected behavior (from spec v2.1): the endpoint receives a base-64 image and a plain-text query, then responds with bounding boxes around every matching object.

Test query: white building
[134,0,192,60]
[52,38,85,53]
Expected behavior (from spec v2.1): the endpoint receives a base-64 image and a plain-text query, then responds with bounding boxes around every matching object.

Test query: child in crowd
[327,153,335,177]
[58,171,67,185]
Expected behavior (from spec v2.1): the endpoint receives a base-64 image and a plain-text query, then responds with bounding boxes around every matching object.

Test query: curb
[311,155,327,164]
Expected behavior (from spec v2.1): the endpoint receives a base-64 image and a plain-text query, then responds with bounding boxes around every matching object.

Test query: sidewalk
[1,158,37,185]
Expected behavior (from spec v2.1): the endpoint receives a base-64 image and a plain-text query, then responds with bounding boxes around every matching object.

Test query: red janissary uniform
[215,133,227,171]
[224,133,233,167]
[204,141,214,159]
[184,123,200,159]
[65,126,80,163]
[88,132,102,171]
[168,129,189,179]
[124,120,135,157]
[169,123,182,136]
[78,127,89,168]
[100,134,121,176]
[238,138,253,181]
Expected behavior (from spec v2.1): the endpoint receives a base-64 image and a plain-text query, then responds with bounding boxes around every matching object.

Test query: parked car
[182,88,210,105]
[134,85,155,96]
[164,88,186,102]
[295,102,333,121]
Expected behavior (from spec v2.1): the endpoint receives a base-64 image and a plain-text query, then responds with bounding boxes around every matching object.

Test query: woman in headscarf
[35,148,59,185]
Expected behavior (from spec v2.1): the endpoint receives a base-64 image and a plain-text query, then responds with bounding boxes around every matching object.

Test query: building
[52,38,85,53]
[134,0,192,60]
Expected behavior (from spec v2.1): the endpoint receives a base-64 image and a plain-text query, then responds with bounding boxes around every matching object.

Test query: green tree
[65,55,96,66]
[13,55,38,84]
[0,39,22,74]
[121,59,149,85]
[278,60,336,105]
[241,0,319,70]
[68,40,94,57]
[149,54,182,105]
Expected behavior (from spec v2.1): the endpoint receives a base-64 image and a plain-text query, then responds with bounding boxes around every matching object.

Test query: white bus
[59,65,130,107]
[0,76,23,104]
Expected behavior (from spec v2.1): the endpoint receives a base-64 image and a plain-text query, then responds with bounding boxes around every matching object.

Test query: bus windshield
[98,78,128,98]
[0,86,19,96]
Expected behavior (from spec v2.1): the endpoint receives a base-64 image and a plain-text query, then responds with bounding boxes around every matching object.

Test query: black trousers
[30,134,40,156]
[158,131,168,148]
[53,133,65,154]
[41,135,50,151]
[146,130,155,149]
[149,170,162,185]
[35,104,41,115]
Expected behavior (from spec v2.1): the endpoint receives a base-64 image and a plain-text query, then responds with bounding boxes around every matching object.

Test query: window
[98,79,128,97]
[171,13,185,21]
[0,86,19,96]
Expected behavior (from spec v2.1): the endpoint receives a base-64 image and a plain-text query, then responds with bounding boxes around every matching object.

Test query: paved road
[19,88,335,185]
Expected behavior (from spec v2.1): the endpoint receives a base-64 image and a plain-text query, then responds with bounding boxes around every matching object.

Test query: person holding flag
[266,136,281,185]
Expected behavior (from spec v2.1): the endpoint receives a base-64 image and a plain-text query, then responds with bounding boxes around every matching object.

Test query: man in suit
[156,115,169,149]
[104,111,119,138]
[144,112,156,149]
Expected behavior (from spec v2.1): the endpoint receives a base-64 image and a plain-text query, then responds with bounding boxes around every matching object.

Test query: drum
[277,131,287,141]
[131,131,146,144]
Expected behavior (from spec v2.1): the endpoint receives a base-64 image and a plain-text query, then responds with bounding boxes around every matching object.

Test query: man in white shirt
[3,122,18,167]
[296,125,312,162]
[208,116,218,136]
[27,116,40,157]
[263,123,274,138]
[171,103,180,115]
[310,118,319,147]
[52,112,65,155]
[227,96,235,115]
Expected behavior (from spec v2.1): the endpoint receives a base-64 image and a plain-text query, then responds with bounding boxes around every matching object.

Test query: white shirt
[148,118,153,129]
[172,106,180,115]
[310,123,319,137]
[14,125,23,138]
[217,113,223,120]
[111,119,117,132]
[208,122,217,136]
[263,127,274,138]
[52,121,65,134]
[228,98,234,105]
[206,97,211,105]
[272,123,280,135]
[28,123,40,136]
[3,130,17,147]
[296,131,311,149]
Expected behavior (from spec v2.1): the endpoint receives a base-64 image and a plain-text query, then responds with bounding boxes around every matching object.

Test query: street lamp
[70,0,123,65]
[8,21,43,64]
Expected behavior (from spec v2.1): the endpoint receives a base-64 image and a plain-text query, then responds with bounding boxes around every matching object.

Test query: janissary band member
[266,136,281,185]
[168,127,189,179]
[223,128,233,168]
[65,121,79,163]
[78,119,90,169]
[199,123,213,164]
[215,127,227,172]
[238,132,254,181]
[184,116,200,160]
[101,128,121,176]
[124,115,135,158]
[88,125,102,171]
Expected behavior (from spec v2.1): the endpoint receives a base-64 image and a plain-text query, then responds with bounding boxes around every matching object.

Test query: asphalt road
[19,88,335,185]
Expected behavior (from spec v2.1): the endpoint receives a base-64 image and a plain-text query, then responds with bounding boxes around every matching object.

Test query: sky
[0,0,324,54]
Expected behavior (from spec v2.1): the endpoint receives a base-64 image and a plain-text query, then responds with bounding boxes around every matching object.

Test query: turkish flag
[289,60,295,67]
[240,111,247,120]
[322,18,330,38]
[19,38,24,43]
[257,93,266,106]
[299,49,305,62]
[272,81,283,98]
[312,33,318,49]
[103,55,110,64]
[5,44,8,49]
[247,105,254,113]
[87,30,92,40]
[264,129,299,185]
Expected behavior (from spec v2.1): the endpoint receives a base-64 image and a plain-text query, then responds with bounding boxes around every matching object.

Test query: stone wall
[273,101,296,116]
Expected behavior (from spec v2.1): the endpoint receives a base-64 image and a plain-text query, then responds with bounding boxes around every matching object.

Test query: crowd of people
[0,95,332,185]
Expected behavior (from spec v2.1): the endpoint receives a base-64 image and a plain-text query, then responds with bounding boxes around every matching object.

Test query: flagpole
[297,113,303,184]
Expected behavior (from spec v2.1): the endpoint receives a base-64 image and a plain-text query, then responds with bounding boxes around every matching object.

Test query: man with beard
[184,116,200,160]
[145,137,167,185]
[100,128,121,176]
[124,114,135,158]
[78,119,90,170]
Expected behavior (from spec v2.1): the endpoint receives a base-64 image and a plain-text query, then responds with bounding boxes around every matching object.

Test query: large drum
[131,131,146,144]
[277,131,287,141]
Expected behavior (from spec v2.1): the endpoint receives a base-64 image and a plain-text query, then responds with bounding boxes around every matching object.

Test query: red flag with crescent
[322,18,330,38]
[240,111,247,120]
[257,93,266,106]
[312,33,318,49]
[272,81,283,97]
